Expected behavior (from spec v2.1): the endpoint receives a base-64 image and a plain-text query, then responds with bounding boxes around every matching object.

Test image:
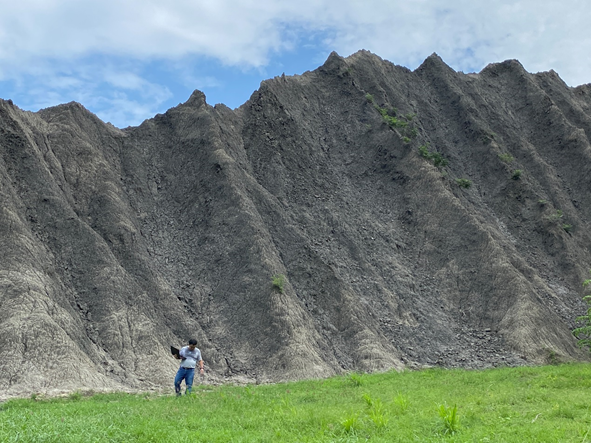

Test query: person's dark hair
[188,339,197,345]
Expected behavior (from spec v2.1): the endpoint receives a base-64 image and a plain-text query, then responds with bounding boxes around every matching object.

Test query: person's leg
[174,368,186,396]
[185,368,195,395]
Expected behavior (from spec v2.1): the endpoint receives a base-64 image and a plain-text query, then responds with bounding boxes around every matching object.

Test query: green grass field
[2,363,591,442]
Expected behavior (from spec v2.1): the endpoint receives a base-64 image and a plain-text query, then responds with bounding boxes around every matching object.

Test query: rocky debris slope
[1,50,590,398]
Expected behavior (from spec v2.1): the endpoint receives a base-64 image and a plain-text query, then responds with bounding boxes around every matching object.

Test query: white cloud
[1,0,589,79]
[5,59,173,126]
[0,0,590,127]
[0,0,295,68]
[307,0,591,86]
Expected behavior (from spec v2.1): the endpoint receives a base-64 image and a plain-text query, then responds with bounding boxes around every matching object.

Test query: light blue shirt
[179,346,202,369]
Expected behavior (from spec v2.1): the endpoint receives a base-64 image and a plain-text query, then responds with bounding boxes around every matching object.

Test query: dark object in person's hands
[171,346,180,358]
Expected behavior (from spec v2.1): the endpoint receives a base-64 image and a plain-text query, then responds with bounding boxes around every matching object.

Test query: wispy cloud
[0,0,589,127]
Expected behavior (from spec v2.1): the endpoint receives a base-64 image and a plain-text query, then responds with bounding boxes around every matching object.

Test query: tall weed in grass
[362,392,373,407]
[393,392,409,413]
[367,398,389,429]
[347,372,364,387]
[438,403,460,435]
[340,413,360,434]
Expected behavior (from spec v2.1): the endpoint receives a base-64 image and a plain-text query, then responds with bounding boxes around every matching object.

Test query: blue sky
[1,0,589,128]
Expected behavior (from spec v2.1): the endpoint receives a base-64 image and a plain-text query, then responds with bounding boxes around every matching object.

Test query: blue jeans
[174,367,195,395]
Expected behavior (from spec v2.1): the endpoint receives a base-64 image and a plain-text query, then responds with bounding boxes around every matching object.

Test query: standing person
[174,339,204,396]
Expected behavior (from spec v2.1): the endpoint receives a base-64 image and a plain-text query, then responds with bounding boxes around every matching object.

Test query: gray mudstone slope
[1,50,591,398]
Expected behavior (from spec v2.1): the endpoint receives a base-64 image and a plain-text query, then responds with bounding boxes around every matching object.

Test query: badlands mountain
[1,50,591,398]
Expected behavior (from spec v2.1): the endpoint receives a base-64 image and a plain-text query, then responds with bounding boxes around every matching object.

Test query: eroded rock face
[1,50,591,398]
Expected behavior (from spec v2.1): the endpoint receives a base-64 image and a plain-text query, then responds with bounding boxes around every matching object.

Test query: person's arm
[197,350,204,373]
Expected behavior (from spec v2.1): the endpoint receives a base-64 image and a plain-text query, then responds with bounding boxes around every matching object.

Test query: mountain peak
[416,52,454,75]
[183,89,208,108]
[318,51,348,75]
